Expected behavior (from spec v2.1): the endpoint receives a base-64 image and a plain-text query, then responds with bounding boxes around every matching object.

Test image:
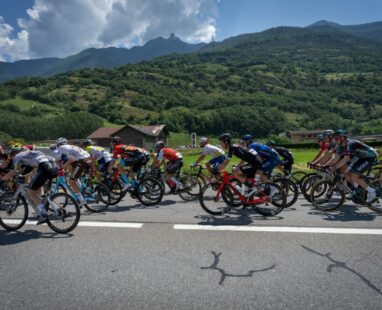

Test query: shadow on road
[307,204,378,222]
[195,208,283,226]
[301,245,382,296]
[0,229,73,246]
[201,251,276,285]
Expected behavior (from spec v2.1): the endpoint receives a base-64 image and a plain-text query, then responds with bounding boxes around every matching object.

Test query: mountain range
[0,20,382,140]
[0,33,205,82]
[1,20,382,82]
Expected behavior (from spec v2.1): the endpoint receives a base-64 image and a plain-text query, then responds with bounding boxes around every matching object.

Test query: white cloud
[0,0,218,61]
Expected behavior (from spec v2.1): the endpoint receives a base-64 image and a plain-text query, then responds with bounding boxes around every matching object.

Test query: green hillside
[1,26,382,141]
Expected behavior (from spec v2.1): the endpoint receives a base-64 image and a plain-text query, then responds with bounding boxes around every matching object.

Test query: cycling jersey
[249,143,280,161]
[202,144,225,157]
[157,148,183,161]
[341,139,377,159]
[320,142,329,152]
[13,150,49,170]
[113,144,147,159]
[273,146,293,161]
[85,146,112,163]
[58,145,90,161]
[227,144,261,163]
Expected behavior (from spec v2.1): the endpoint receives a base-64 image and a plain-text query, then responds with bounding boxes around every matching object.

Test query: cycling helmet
[7,145,25,155]
[111,136,122,144]
[82,139,93,147]
[266,140,276,147]
[334,129,348,138]
[219,133,231,144]
[241,134,253,143]
[322,129,334,138]
[316,134,325,142]
[56,137,68,146]
[199,137,208,146]
[49,144,57,151]
[155,141,165,151]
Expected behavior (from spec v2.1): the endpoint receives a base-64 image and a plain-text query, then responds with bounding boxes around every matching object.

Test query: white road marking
[173,224,382,235]
[2,220,143,228]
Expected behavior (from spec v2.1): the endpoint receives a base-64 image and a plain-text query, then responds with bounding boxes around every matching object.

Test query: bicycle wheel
[252,182,285,216]
[299,172,318,193]
[291,171,307,185]
[365,179,382,213]
[199,183,231,215]
[273,178,299,208]
[103,178,124,205]
[0,192,28,231]
[82,182,110,213]
[46,193,80,233]
[301,174,322,202]
[178,175,201,201]
[136,178,164,206]
[310,179,345,211]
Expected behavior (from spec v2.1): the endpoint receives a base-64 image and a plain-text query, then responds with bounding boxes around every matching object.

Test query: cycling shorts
[70,159,91,180]
[166,160,183,174]
[262,157,282,176]
[29,162,58,190]
[349,157,375,174]
[240,161,262,178]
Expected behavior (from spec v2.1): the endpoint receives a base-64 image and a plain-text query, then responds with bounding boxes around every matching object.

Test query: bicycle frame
[215,172,270,205]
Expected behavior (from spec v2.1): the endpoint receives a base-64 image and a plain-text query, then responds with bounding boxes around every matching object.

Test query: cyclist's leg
[167,160,182,189]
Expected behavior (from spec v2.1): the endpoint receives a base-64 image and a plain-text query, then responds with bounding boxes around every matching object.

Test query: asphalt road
[1,194,382,310]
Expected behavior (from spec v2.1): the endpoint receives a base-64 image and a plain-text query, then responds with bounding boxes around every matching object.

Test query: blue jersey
[249,143,281,162]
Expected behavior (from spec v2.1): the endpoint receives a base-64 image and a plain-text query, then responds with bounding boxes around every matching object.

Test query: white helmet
[49,144,57,151]
[56,137,68,146]
[199,137,208,146]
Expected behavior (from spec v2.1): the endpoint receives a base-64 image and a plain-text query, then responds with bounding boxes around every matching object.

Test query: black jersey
[228,144,262,164]
[274,146,293,160]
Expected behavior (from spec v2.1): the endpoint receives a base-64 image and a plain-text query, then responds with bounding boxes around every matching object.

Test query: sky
[0,0,381,62]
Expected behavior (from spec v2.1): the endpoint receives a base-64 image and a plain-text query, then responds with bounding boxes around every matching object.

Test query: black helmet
[111,136,122,144]
[334,129,348,138]
[219,133,231,144]
[241,134,253,143]
[266,140,276,147]
[56,137,68,146]
[155,141,165,151]
[82,139,93,147]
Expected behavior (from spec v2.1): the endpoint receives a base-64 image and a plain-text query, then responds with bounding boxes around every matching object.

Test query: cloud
[0,0,218,61]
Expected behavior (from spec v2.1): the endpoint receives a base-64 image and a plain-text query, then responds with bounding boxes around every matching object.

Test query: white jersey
[58,144,90,161]
[85,146,112,163]
[50,149,61,161]
[13,150,49,169]
[202,144,225,157]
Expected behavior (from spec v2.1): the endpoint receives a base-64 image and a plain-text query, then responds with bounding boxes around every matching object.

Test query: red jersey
[157,148,182,161]
[113,144,145,159]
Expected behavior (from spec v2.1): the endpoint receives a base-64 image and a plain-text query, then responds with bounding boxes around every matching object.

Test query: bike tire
[273,177,299,208]
[365,179,382,213]
[252,182,285,216]
[199,183,231,215]
[310,179,345,211]
[46,192,80,233]
[82,182,110,213]
[136,178,164,206]
[301,174,322,202]
[178,175,201,201]
[0,192,28,231]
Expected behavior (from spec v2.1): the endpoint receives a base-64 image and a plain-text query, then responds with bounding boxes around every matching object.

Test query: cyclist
[241,135,281,178]
[266,140,294,176]
[218,133,266,194]
[152,141,183,192]
[110,136,150,190]
[0,146,58,224]
[309,133,330,166]
[56,137,91,207]
[82,139,113,181]
[192,137,226,176]
[329,130,378,203]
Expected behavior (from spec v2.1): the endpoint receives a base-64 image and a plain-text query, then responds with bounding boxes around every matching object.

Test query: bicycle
[199,171,286,216]
[310,170,382,213]
[51,169,111,213]
[0,176,80,233]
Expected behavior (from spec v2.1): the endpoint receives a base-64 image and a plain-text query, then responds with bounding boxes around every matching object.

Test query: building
[353,134,382,143]
[286,130,324,143]
[87,125,169,150]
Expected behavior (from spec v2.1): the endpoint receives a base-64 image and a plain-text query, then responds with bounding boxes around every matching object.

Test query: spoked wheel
[291,171,307,186]
[0,192,28,231]
[221,178,241,207]
[273,178,299,208]
[178,175,201,201]
[252,182,286,216]
[135,178,164,206]
[365,179,382,213]
[199,184,232,215]
[46,193,81,234]
[310,180,345,211]
[301,174,322,202]
[103,178,124,205]
[82,182,110,213]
